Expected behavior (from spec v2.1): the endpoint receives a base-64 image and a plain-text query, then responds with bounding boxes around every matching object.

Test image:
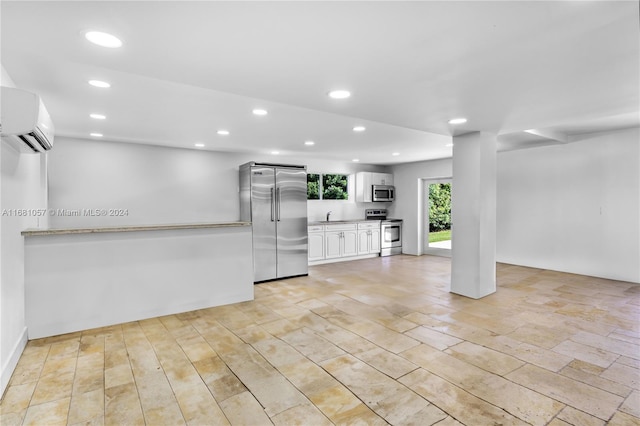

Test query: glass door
[423,179,452,254]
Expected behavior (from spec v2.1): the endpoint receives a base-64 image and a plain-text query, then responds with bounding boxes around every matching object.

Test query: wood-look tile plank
[600,362,640,390]
[444,341,525,375]
[404,325,463,350]
[506,364,624,420]
[320,354,447,425]
[608,411,640,425]
[570,330,640,360]
[555,406,605,426]
[22,397,71,426]
[619,390,640,418]
[560,364,632,397]
[104,382,144,425]
[400,344,564,424]
[68,389,104,425]
[399,368,528,426]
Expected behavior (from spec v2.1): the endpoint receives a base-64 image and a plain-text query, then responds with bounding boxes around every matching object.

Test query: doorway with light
[423,178,452,257]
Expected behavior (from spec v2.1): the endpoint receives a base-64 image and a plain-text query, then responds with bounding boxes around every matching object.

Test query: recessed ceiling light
[352,158,360,162]
[252,109,268,116]
[304,141,315,146]
[271,151,280,155]
[392,152,400,156]
[446,143,454,147]
[88,80,111,88]
[90,133,103,137]
[195,143,205,148]
[85,31,122,48]
[328,90,351,99]
[353,126,366,132]
[90,113,106,120]
[448,118,467,125]
[217,130,230,135]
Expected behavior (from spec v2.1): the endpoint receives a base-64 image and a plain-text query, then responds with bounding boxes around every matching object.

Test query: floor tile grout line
[121,322,156,426]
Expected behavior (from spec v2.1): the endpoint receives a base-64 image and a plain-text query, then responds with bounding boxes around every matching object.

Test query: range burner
[365,208,388,220]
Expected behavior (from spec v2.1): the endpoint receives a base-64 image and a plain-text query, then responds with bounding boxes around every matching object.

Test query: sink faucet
[326,211,332,222]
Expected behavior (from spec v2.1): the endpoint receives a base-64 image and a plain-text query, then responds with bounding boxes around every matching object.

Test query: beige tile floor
[1,255,639,425]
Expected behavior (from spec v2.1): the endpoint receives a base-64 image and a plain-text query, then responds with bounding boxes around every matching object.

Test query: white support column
[451,131,497,299]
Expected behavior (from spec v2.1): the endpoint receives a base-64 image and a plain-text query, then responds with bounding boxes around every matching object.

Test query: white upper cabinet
[356,172,394,202]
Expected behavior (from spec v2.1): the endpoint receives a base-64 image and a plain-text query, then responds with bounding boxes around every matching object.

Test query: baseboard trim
[309,253,379,265]
[1,326,28,400]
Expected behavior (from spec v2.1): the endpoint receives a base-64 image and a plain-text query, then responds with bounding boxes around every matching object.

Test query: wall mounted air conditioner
[1,86,55,153]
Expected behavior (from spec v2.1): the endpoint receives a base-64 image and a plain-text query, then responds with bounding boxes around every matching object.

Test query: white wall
[1,64,48,397]
[48,137,390,228]
[496,127,640,283]
[391,127,640,284]
[388,158,452,255]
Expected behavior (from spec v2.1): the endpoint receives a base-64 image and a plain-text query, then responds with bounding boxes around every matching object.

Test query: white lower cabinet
[308,221,381,264]
[370,228,381,253]
[325,231,342,259]
[358,222,381,255]
[357,229,370,255]
[343,229,358,257]
[325,224,358,259]
[308,231,325,261]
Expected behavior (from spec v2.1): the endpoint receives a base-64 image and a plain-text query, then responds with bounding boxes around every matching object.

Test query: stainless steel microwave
[372,185,395,202]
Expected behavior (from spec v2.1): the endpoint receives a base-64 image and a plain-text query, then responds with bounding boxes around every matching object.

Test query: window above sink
[307,173,349,200]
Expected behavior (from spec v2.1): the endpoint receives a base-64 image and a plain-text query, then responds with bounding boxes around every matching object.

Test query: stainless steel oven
[366,209,403,257]
[381,219,402,256]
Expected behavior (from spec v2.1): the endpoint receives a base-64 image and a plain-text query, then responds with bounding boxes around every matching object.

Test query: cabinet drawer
[324,223,357,231]
[358,222,380,230]
[308,225,324,232]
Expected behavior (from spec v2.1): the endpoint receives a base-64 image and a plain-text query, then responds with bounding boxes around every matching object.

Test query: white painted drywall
[47,137,390,228]
[496,127,640,283]
[24,226,253,339]
[391,127,640,284]
[451,132,497,299]
[0,65,48,396]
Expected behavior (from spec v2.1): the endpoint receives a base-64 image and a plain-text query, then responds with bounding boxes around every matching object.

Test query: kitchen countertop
[309,219,380,226]
[22,221,251,236]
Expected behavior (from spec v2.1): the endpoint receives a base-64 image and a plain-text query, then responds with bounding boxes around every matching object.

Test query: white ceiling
[1,1,638,165]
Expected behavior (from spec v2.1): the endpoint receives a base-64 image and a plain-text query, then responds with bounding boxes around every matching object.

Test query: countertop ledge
[309,219,381,226]
[22,221,251,236]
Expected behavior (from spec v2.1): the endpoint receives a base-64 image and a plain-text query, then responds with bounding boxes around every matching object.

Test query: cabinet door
[370,228,381,253]
[357,230,370,255]
[342,230,358,257]
[356,172,373,203]
[308,232,325,261]
[325,231,342,259]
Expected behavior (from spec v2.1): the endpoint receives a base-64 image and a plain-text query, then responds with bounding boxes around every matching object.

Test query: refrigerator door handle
[276,187,281,221]
[270,187,275,222]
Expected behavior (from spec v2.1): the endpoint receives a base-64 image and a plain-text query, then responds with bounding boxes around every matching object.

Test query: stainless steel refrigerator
[239,162,308,283]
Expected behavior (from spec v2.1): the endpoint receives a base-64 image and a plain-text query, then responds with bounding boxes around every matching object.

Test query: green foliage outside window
[307,174,320,200]
[307,173,349,200]
[429,183,451,231]
[323,174,348,200]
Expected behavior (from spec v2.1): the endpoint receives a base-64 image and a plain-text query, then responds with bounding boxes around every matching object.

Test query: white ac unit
[1,86,55,153]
